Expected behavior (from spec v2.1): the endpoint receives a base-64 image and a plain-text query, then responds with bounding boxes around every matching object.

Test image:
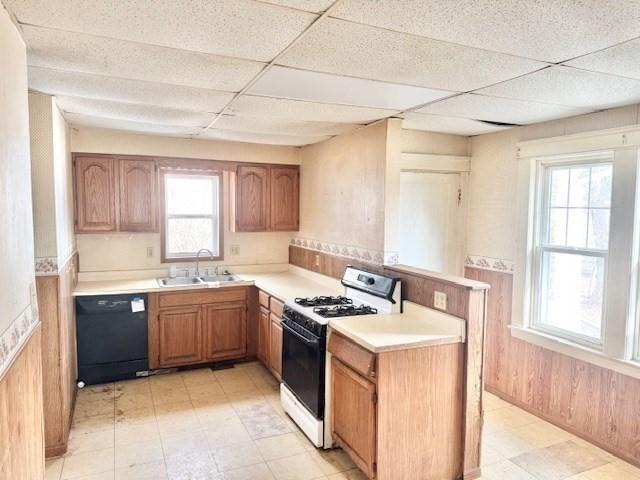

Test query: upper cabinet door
[119,159,158,232]
[270,166,299,231]
[236,165,270,232]
[74,156,117,233]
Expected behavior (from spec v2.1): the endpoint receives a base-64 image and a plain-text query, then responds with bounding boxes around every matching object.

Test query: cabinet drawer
[269,297,284,318]
[328,332,376,379]
[158,287,247,308]
[258,290,270,309]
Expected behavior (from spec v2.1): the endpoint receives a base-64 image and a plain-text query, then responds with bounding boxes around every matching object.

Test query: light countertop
[329,302,465,353]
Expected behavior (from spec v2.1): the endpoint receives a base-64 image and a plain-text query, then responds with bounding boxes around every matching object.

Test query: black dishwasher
[76,294,149,385]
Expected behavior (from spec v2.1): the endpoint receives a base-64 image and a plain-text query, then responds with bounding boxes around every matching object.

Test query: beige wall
[467,104,640,264]
[0,5,37,364]
[401,128,471,156]
[71,127,301,274]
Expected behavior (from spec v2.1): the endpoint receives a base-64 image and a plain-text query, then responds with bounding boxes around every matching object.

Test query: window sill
[509,325,640,380]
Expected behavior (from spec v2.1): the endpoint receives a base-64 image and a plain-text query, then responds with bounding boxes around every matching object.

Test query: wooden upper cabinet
[235,165,270,232]
[74,156,116,232]
[270,166,299,231]
[204,303,247,361]
[157,306,203,367]
[119,159,158,232]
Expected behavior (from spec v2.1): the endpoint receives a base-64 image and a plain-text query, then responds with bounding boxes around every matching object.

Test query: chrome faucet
[195,248,215,277]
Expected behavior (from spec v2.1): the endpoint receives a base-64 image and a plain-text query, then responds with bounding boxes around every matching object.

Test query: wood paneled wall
[0,326,45,479]
[465,266,640,467]
[37,254,78,457]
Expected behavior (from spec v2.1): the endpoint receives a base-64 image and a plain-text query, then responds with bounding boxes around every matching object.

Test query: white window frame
[513,135,640,378]
[161,172,222,262]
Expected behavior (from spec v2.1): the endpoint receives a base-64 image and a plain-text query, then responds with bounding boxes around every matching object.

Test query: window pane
[589,165,612,208]
[548,208,567,245]
[587,209,610,250]
[167,217,217,256]
[166,176,217,215]
[566,208,588,248]
[568,167,590,208]
[539,251,604,340]
[549,168,569,207]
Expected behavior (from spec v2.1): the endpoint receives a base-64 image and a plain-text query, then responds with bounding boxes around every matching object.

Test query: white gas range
[279,266,401,448]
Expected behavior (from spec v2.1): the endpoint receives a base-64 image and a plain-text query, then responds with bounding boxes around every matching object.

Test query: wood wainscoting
[465,266,640,467]
[37,253,79,457]
[0,326,45,478]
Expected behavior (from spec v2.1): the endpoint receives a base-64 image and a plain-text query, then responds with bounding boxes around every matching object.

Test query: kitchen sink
[200,274,244,284]
[157,276,204,287]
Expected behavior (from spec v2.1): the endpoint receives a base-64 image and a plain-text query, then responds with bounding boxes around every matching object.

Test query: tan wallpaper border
[465,255,514,273]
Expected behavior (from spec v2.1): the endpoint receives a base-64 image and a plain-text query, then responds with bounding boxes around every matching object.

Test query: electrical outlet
[314,254,320,267]
[434,291,447,310]
[230,245,240,255]
[146,246,153,258]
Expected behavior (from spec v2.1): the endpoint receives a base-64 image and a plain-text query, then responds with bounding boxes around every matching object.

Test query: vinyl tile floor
[44,362,640,480]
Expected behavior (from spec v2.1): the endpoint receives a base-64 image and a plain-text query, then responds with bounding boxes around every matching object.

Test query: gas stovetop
[294,296,353,307]
[312,304,378,318]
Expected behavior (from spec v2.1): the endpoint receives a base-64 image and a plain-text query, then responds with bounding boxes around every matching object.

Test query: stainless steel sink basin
[157,276,204,287]
[200,274,243,283]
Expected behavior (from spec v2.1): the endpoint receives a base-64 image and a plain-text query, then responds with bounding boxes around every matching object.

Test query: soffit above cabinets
[402,113,511,136]
[417,94,594,125]
[277,18,549,92]
[29,67,235,113]
[215,114,358,137]
[64,113,198,137]
[477,66,640,110]
[6,0,316,62]
[330,0,640,63]
[199,128,330,146]
[564,38,640,81]
[248,66,454,110]
[259,0,336,13]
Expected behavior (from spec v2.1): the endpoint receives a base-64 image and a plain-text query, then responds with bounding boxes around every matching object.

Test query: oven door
[281,318,325,419]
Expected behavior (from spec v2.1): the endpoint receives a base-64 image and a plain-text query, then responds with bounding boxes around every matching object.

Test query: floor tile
[66,430,115,455]
[241,413,293,439]
[60,447,115,479]
[481,459,538,480]
[325,470,368,480]
[187,381,226,400]
[509,420,574,450]
[161,430,210,459]
[582,463,640,480]
[71,413,115,436]
[114,392,153,413]
[545,440,610,472]
[511,448,580,479]
[267,452,325,480]
[45,457,64,480]
[204,422,252,449]
[114,405,156,427]
[115,422,160,446]
[74,398,115,419]
[115,438,164,469]
[255,433,309,461]
[114,460,167,480]
[212,440,264,471]
[310,449,357,475]
[222,462,275,480]
[165,451,221,480]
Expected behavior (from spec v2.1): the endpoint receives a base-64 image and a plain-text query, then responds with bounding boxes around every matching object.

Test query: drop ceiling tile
[215,114,357,136]
[23,25,265,92]
[416,93,593,125]
[64,112,197,137]
[6,0,316,62]
[249,66,454,110]
[477,66,640,110]
[259,0,335,13]
[331,0,640,63]
[277,18,548,92]
[402,112,511,136]
[565,38,640,80]
[29,67,234,113]
[56,96,216,127]
[199,128,329,146]
[232,94,397,123]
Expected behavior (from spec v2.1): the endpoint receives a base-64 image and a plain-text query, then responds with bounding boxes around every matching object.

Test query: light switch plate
[434,291,448,311]
[231,245,240,255]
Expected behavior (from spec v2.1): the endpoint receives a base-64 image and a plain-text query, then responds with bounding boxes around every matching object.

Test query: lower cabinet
[256,290,284,379]
[331,357,377,478]
[158,306,203,367]
[258,306,270,365]
[269,313,283,380]
[204,303,247,361]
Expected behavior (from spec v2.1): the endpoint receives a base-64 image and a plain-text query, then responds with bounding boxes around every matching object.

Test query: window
[534,162,612,345]
[161,172,222,261]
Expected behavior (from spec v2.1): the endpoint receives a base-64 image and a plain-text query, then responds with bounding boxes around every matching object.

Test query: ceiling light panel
[402,112,512,136]
[477,66,640,110]
[64,112,197,137]
[56,96,216,127]
[330,0,640,63]
[6,0,316,62]
[249,66,454,110]
[23,26,265,92]
[278,18,548,92]
[232,94,397,123]
[565,38,640,80]
[258,0,335,13]
[215,115,357,136]
[29,67,234,113]
[199,128,330,146]
[417,93,593,125]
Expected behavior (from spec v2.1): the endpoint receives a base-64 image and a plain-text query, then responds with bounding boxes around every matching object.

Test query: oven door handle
[282,321,320,347]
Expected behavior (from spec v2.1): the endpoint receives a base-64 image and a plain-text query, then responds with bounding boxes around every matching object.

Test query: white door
[398,171,464,275]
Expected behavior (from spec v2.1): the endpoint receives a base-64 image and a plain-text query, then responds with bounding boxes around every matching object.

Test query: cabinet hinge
[458,188,462,206]
[372,392,378,404]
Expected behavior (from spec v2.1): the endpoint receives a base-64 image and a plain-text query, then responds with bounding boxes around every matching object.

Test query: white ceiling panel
[23,25,265,92]
[259,0,335,13]
[29,67,234,113]
[199,128,330,146]
[249,66,454,110]
[64,112,197,137]
[232,94,397,123]
[565,38,640,80]
[477,66,640,110]
[416,93,593,125]
[6,0,315,62]
[278,18,548,92]
[331,0,640,63]
[215,114,357,136]
[402,112,511,136]
[56,96,216,127]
